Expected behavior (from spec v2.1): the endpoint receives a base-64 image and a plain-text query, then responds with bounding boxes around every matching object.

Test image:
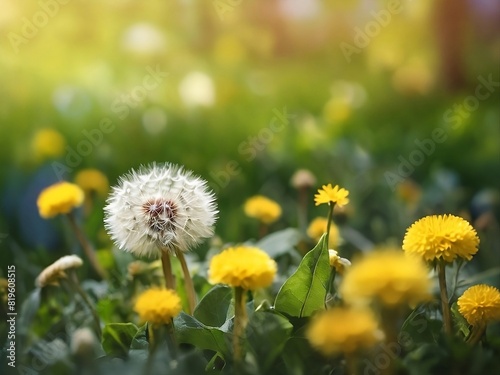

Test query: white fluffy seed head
[104,163,218,258]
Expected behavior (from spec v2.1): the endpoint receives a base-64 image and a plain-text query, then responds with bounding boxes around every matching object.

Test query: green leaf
[274,234,329,318]
[400,309,442,349]
[129,323,149,361]
[256,228,302,258]
[194,284,233,327]
[102,322,139,358]
[174,312,230,359]
[246,311,293,373]
[17,288,41,341]
[451,302,470,338]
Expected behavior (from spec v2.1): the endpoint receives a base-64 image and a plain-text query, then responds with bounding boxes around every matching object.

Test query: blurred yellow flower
[323,97,351,124]
[314,184,349,207]
[340,250,432,307]
[208,246,277,290]
[31,128,66,162]
[37,182,84,218]
[244,195,282,224]
[35,255,83,288]
[74,168,109,198]
[402,215,479,262]
[134,288,182,325]
[457,284,500,326]
[213,34,247,66]
[328,249,351,275]
[307,217,340,248]
[396,179,422,206]
[306,307,383,356]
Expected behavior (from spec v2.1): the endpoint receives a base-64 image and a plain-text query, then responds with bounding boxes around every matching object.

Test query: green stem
[345,353,358,375]
[65,271,101,337]
[297,187,308,234]
[233,287,248,370]
[161,251,175,290]
[325,267,337,308]
[438,262,453,336]
[165,320,178,359]
[66,212,107,279]
[175,248,196,315]
[466,322,486,345]
[258,222,268,239]
[325,203,335,251]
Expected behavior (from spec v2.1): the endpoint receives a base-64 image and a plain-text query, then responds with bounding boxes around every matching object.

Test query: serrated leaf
[102,323,139,358]
[246,311,293,373]
[174,312,230,359]
[129,323,149,361]
[274,235,329,318]
[256,228,302,258]
[194,285,233,328]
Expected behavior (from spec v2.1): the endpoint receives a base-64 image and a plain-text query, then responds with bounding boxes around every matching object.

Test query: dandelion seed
[104,163,218,258]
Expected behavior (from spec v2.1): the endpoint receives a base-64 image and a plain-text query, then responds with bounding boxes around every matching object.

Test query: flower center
[142,198,178,233]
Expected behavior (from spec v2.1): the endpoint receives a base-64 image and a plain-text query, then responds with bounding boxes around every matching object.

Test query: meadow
[1,1,499,374]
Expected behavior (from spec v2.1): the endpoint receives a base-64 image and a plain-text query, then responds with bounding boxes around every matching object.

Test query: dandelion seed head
[104,163,217,258]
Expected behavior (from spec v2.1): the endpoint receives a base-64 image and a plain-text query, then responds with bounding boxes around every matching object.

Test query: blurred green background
[0,0,499,268]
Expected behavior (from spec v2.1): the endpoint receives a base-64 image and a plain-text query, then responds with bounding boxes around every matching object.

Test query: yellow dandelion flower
[35,255,83,288]
[134,288,182,325]
[457,284,500,326]
[314,184,349,207]
[402,215,479,262]
[74,169,109,198]
[307,217,341,248]
[307,307,383,356]
[328,249,351,275]
[243,195,282,224]
[31,128,66,161]
[208,246,277,290]
[37,182,85,219]
[340,249,432,307]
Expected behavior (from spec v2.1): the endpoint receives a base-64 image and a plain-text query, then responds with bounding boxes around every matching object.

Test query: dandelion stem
[165,319,178,359]
[258,222,268,239]
[175,249,196,315]
[66,212,107,280]
[466,322,486,345]
[297,187,308,233]
[438,262,453,335]
[325,202,335,251]
[65,271,102,337]
[345,353,358,375]
[161,251,176,290]
[233,286,248,370]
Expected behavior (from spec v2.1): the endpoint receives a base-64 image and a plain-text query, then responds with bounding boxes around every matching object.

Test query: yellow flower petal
[402,215,479,262]
[457,284,500,326]
[314,184,349,207]
[243,195,282,224]
[307,307,383,356]
[208,246,277,290]
[134,288,182,325]
[37,182,84,218]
